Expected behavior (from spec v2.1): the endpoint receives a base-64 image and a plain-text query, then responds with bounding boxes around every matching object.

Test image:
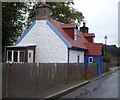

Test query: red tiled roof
[83,33,95,37]
[61,23,74,28]
[85,43,103,56]
[50,18,87,50]
[50,18,103,56]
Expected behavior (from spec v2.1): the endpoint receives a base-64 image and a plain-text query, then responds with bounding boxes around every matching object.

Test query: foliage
[102,56,111,63]
[2,2,31,49]
[103,44,119,65]
[49,2,84,23]
[103,45,118,57]
[28,2,84,24]
[117,47,120,57]
[117,47,120,66]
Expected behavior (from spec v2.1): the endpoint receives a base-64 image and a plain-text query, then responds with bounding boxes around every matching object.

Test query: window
[13,51,18,62]
[20,51,25,62]
[7,51,12,62]
[89,57,93,63]
[29,52,31,58]
[7,50,25,63]
[77,55,80,63]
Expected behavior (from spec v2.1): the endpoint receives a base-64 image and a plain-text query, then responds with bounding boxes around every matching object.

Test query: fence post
[36,63,39,91]
[54,63,57,87]
[37,63,42,91]
[0,62,2,99]
[84,67,88,80]
[0,2,2,99]
[67,64,70,82]
[75,63,78,81]
[8,63,13,97]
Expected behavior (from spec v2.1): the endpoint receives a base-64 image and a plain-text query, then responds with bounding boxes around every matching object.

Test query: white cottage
[6,3,102,64]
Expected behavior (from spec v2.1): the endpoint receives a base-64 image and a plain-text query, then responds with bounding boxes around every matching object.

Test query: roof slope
[61,23,75,28]
[83,33,95,37]
[85,43,103,56]
[50,18,87,50]
[49,18,103,56]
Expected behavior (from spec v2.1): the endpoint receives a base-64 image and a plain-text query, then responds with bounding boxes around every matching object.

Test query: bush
[117,57,120,66]
[103,56,111,63]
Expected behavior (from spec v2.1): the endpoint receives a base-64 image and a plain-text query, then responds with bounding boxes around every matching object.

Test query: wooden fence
[2,63,108,98]
[2,63,36,98]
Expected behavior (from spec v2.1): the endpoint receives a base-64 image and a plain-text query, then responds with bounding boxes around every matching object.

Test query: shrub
[103,56,111,63]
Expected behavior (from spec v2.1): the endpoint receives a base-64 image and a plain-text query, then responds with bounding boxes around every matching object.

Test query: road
[60,69,119,98]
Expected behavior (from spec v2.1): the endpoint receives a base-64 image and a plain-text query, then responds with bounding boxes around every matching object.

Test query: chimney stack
[80,22,89,33]
[36,3,52,20]
[74,23,78,41]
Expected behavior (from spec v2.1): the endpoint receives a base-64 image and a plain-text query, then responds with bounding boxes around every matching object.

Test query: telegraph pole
[104,35,107,56]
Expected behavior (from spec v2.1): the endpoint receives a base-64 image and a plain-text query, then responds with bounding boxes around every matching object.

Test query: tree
[103,44,118,65]
[2,2,31,61]
[49,2,84,23]
[103,45,118,57]
[28,2,84,24]
[3,3,25,45]
[103,55,111,63]
[117,47,120,66]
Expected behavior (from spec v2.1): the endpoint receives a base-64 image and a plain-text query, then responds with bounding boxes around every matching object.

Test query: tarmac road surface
[60,69,119,98]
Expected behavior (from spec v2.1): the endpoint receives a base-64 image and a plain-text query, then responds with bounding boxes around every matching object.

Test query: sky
[73,0,119,46]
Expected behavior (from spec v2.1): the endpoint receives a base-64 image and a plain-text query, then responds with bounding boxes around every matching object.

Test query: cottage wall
[84,55,102,74]
[17,20,68,63]
[69,49,84,63]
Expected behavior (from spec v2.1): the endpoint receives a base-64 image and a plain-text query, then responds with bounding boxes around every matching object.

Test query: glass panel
[29,52,31,58]
[90,58,92,62]
[89,57,93,63]
[20,51,25,62]
[13,51,18,62]
[8,51,12,62]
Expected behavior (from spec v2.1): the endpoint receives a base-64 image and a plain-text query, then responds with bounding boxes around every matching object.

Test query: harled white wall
[69,49,84,63]
[18,20,68,63]
[17,20,85,63]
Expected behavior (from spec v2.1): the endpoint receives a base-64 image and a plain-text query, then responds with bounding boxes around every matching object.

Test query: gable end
[46,20,72,48]
[15,20,36,45]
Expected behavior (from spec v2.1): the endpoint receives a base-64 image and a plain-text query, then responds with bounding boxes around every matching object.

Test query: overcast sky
[73,0,119,46]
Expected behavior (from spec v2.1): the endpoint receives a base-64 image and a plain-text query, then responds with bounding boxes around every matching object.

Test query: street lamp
[104,35,108,56]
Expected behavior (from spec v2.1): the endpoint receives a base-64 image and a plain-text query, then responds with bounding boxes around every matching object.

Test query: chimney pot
[80,22,89,33]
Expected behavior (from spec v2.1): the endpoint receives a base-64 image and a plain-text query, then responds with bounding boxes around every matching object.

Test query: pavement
[44,66,120,99]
